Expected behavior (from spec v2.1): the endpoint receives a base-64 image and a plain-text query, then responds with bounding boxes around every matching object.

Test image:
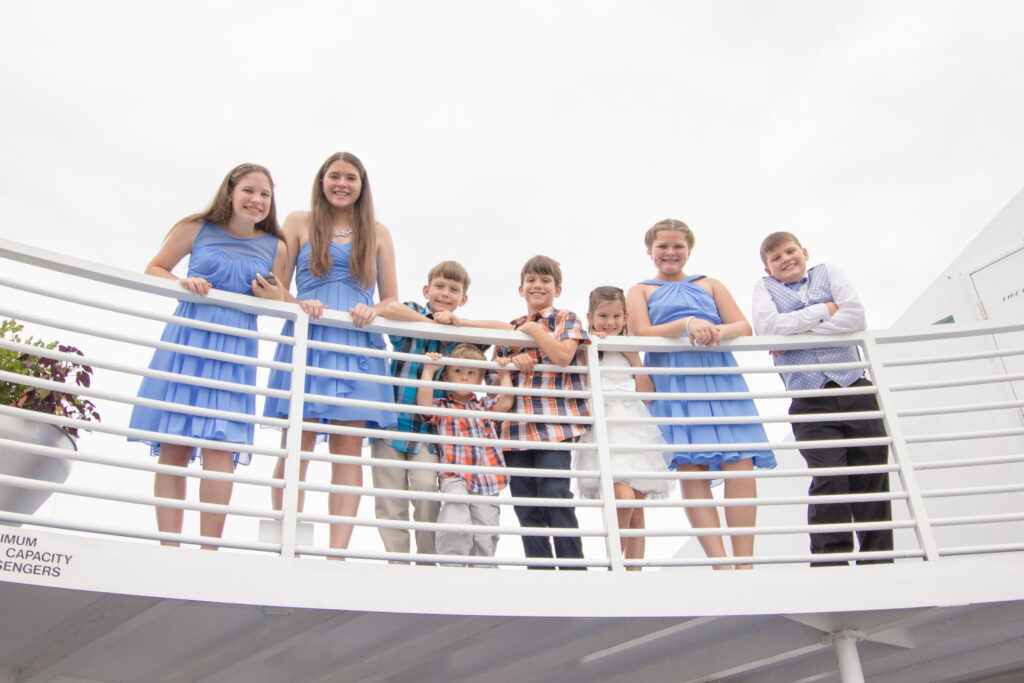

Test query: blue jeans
[504,447,583,569]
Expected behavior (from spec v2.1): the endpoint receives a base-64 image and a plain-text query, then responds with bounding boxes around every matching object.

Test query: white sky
[4,1,1024,327]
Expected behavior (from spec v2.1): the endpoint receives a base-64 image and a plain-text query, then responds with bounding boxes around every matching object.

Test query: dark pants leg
[504,450,553,565]
[534,448,583,567]
[505,447,583,569]
[791,379,893,566]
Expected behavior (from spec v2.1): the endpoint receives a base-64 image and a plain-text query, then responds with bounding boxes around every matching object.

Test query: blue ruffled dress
[263,241,396,430]
[129,222,279,466]
[643,276,776,471]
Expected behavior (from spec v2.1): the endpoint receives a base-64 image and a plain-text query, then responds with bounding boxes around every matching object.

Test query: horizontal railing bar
[0,473,277,521]
[0,370,289,430]
[0,510,281,552]
[628,549,921,567]
[0,273,293,342]
[0,301,292,371]
[620,361,869,376]
[298,483,602,509]
[937,543,1024,557]
[0,338,291,399]
[922,483,1024,498]
[601,408,885,426]
[897,398,1024,418]
[301,424,582,452]
[624,491,908,508]
[298,392,593,426]
[0,404,284,458]
[913,453,1024,470]
[930,511,1024,526]
[294,510,604,536]
[905,426,1024,444]
[881,345,1024,368]
[296,545,601,567]
[619,519,915,537]
[891,370,1024,393]
[873,318,1024,344]
[0,436,285,488]
[630,385,879,402]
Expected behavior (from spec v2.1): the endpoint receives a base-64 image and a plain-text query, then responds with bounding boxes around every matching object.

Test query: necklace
[332,227,353,239]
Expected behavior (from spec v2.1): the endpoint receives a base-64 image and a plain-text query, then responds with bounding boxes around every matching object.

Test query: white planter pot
[0,412,74,522]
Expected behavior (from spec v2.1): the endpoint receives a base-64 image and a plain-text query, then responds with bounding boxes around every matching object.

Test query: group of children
[128,153,894,569]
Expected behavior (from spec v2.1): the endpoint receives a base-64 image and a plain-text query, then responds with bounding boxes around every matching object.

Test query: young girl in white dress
[575,286,671,570]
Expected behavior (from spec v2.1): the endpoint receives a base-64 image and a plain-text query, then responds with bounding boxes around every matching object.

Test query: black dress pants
[790,378,894,565]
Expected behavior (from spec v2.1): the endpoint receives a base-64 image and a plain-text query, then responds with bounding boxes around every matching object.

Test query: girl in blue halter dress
[263,152,398,554]
[129,163,287,547]
[627,219,775,569]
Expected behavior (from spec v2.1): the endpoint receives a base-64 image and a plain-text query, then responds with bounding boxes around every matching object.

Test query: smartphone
[263,273,277,285]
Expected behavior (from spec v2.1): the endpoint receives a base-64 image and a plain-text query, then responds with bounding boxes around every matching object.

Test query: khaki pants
[370,440,440,559]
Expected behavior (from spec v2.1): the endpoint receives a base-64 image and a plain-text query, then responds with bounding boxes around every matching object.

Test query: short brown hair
[759,231,803,265]
[427,260,471,292]
[520,255,563,287]
[644,218,694,249]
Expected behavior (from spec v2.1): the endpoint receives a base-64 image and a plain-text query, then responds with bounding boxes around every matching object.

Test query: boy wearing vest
[752,232,893,565]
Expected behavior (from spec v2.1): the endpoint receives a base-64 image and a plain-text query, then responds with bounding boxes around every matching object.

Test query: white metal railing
[1,238,1022,572]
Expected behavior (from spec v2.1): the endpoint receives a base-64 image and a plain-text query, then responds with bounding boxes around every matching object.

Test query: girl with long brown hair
[264,152,398,554]
[130,163,287,548]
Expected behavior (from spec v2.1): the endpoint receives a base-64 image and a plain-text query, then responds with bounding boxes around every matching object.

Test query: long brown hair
[181,163,281,238]
[308,152,376,287]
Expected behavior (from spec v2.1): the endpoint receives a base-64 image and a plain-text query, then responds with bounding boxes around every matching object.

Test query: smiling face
[763,239,810,284]
[230,171,274,224]
[648,229,691,278]
[321,159,363,212]
[519,271,561,313]
[423,276,468,313]
[588,298,627,336]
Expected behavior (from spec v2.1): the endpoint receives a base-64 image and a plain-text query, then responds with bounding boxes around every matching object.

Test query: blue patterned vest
[762,265,863,390]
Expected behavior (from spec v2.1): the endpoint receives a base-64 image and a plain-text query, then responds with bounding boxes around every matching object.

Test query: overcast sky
[4,1,1024,328]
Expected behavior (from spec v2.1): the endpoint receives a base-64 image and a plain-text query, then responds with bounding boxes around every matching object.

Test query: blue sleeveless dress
[643,276,776,471]
[129,222,279,466]
[263,241,396,430]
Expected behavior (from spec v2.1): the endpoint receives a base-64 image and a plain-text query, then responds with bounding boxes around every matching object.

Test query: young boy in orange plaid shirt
[417,344,514,564]
[496,255,591,568]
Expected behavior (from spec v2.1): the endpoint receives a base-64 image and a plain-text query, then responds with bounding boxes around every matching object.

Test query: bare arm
[373,222,399,308]
[490,368,515,413]
[706,278,752,341]
[517,320,579,367]
[145,220,208,294]
[415,352,443,408]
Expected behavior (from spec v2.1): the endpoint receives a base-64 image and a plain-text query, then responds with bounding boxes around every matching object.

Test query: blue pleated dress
[643,276,776,471]
[263,241,396,430]
[129,222,279,466]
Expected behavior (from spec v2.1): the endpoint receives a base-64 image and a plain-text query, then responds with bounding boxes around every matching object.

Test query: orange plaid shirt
[497,307,591,446]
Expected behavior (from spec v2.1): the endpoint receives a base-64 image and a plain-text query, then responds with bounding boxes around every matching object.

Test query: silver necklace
[332,227,354,239]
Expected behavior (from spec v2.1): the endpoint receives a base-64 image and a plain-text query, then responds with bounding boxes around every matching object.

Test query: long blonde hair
[308,152,377,287]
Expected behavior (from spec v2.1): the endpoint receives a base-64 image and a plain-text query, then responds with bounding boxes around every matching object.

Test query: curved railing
[1,238,1023,613]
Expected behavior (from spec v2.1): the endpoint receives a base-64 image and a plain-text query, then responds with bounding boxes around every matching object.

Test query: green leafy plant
[1,319,101,439]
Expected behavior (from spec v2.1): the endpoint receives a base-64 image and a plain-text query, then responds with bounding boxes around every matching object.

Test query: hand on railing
[179,276,213,296]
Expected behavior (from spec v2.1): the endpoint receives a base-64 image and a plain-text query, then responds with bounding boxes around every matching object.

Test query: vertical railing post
[279,309,310,559]
[587,341,625,571]
[860,334,940,561]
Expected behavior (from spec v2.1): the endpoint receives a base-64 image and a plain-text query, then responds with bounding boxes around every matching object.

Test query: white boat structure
[1,192,1023,682]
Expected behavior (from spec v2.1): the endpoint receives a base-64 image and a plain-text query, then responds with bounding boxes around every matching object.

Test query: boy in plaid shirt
[374,261,510,560]
[417,344,514,564]
[496,255,591,568]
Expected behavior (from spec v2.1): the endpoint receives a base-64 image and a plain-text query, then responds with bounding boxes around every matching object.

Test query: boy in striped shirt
[496,255,591,568]
[417,344,514,564]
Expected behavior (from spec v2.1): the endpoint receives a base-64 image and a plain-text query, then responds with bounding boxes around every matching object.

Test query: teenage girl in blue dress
[263,152,398,554]
[626,219,775,569]
[130,163,288,548]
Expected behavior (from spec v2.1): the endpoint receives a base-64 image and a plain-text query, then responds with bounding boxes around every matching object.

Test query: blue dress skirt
[128,222,279,466]
[643,276,776,471]
[263,241,396,431]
